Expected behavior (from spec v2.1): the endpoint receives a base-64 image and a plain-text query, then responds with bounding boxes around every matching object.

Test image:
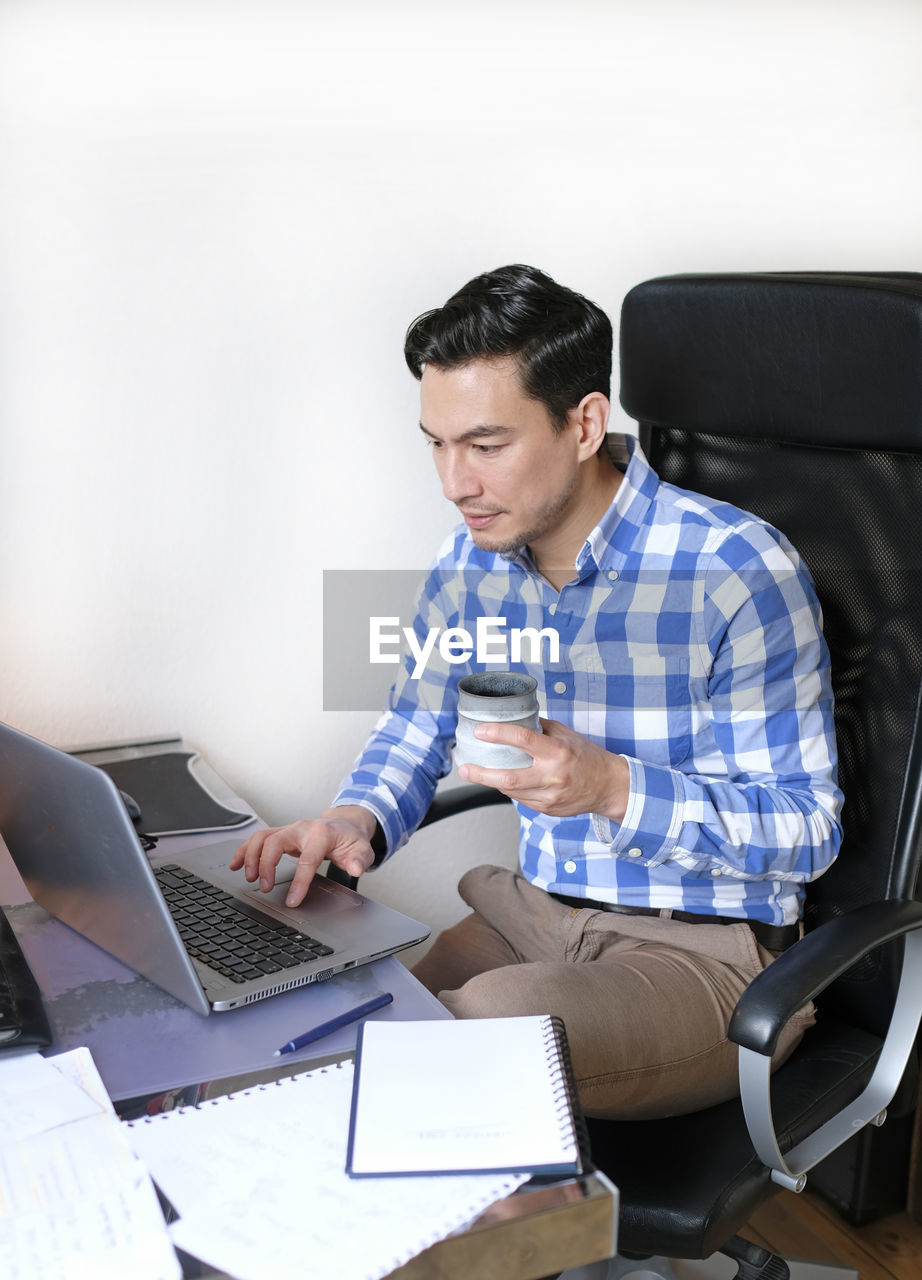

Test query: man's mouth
[460,509,503,530]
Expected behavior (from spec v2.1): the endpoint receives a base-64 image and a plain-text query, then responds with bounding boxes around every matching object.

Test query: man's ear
[570,392,611,461]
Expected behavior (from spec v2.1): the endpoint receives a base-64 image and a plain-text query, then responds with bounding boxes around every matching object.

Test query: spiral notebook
[346,1014,587,1178]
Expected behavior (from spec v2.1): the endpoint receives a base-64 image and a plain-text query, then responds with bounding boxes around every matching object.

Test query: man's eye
[474,444,502,455]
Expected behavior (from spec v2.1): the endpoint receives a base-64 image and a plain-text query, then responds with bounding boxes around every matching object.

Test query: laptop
[0,721,430,1014]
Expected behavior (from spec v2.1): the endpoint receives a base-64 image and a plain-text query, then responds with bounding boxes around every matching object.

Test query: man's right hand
[228,806,377,908]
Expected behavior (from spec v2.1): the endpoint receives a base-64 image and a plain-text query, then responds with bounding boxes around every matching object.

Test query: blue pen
[274,991,394,1056]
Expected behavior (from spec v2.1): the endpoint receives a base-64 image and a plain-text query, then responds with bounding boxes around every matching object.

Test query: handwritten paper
[0,1049,180,1280]
[0,1051,103,1145]
[125,1061,526,1280]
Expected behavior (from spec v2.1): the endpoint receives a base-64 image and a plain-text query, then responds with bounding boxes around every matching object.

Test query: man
[232,265,842,1119]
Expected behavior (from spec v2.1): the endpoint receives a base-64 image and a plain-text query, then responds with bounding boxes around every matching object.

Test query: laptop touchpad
[244,875,362,913]
[184,843,362,914]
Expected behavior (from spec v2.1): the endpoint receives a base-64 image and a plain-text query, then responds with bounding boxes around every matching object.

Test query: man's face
[418,358,581,555]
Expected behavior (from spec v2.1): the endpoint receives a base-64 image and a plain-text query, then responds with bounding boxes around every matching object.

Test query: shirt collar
[574,434,657,574]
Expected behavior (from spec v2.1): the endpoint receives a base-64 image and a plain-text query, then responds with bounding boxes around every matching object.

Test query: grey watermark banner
[322,569,563,711]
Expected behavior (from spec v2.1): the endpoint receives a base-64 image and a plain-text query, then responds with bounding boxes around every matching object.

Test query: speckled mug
[454,671,541,769]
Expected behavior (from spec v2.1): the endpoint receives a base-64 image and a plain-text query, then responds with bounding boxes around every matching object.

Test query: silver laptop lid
[0,720,211,1014]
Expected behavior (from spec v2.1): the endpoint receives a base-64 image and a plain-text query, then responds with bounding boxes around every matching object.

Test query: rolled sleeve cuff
[590,757,683,866]
[330,787,403,864]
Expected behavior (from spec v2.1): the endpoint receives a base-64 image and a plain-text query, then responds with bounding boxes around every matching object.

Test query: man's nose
[437,450,480,503]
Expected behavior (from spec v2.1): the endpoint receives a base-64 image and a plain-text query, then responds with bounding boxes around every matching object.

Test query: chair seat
[586,1017,882,1259]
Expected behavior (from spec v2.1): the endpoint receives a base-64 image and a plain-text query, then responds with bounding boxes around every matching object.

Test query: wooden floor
[741,1190,922,1280]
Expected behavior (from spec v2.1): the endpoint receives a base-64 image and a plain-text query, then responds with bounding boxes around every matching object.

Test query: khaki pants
[411,865,813,1120]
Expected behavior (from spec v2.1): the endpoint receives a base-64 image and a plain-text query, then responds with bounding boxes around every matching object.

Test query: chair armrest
[731,899,922,1055]
[417,786,513,829]
[731,900,922,1192]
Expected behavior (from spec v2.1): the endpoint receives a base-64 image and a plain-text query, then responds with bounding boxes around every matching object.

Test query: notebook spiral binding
[125,1060,351,1124]
[404,1178,525,1262]
[542,1014,591,1177]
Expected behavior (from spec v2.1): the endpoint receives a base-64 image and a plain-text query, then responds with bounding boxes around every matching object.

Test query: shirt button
[711,868,722,876]
[563,860,577,874]
[548,602,557,615]
[553,681,567,694]
[628,847,643,858]
[607,570,619,581]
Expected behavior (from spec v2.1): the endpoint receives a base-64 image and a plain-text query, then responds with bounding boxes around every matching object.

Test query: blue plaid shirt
[333,437,842,925]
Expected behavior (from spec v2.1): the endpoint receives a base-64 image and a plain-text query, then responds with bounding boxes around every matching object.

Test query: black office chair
[587,271,922,1277]
[331,272,922,1278]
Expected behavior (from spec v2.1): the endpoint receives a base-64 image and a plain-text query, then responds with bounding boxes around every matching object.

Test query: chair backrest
[619,272,922,1039]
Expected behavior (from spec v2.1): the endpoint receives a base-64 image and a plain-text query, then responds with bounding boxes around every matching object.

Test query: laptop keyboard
[155,864,335,985]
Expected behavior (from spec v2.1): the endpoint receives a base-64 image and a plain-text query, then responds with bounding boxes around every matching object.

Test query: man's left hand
[458,718,630,821]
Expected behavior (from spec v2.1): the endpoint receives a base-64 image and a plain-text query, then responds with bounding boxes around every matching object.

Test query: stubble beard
[466,471,580,556]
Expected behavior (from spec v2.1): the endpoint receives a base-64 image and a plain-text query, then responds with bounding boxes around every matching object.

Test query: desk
[0,739,617,1279]
[7,901,446,1109]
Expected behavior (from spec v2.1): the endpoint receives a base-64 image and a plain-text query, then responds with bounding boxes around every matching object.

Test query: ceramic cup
[455,671,541,769]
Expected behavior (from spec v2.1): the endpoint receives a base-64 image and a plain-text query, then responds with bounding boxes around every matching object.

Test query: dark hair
[404,264,612,430]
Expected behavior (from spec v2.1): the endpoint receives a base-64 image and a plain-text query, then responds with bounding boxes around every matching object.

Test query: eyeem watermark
[323,569,562,710]
[370,616,560,679]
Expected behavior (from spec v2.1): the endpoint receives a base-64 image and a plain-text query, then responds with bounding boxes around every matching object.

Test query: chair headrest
[620,273,922,452]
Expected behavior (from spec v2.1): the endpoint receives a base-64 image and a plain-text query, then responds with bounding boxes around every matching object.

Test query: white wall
[2,0,920,949]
